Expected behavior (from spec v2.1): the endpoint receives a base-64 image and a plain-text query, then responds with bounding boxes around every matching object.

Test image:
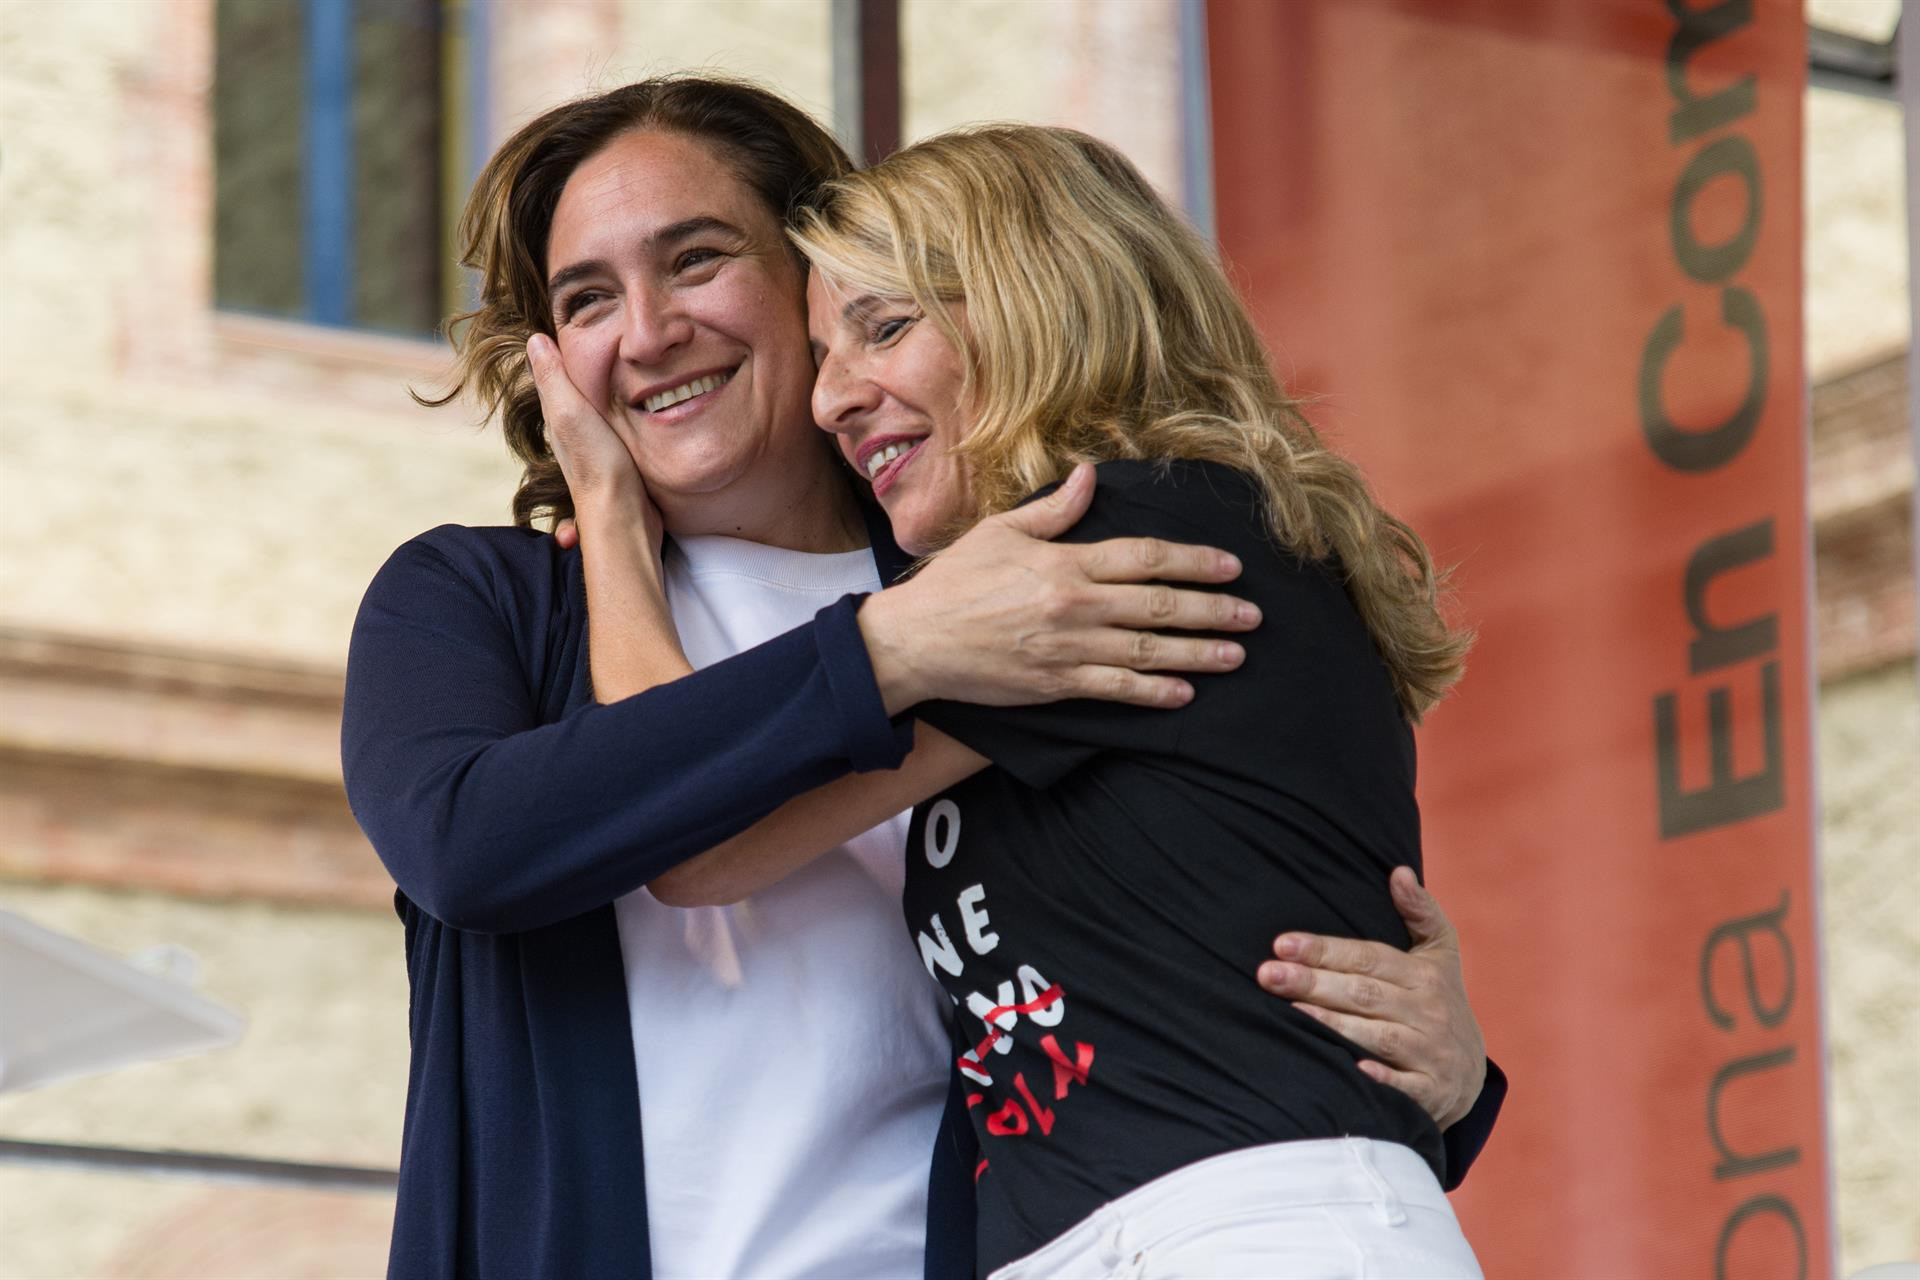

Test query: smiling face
[545,128,853,546]
[807,273,976,555]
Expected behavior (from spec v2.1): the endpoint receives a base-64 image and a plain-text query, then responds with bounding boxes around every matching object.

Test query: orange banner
[1207,1,1829,1274]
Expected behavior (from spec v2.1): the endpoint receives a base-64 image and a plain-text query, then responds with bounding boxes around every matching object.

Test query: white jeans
[986,1139,1484,1280]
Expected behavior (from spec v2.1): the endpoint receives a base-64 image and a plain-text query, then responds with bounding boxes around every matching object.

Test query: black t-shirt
[903,458,1444,1273]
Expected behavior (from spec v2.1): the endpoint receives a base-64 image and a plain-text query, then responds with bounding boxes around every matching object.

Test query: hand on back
[1259,868,1488,1129]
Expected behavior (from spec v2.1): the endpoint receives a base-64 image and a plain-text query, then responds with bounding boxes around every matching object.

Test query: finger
[1059,629,1246,675]
[1391,866,1459,952]
[525,334,567,405]
[996,463,1095,541]
[1289,1001,1424,1070]
[1354,1058,1442,1115]
[1091,583,1261,632]
[1076,537,1243,587]
[1265,933,1421,990]
[1062,665,1195,709]
[554,518,579,550]
[1259,960,1419,1021]
[526,335,600,439]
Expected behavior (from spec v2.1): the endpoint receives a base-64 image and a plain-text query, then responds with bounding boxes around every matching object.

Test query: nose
[617,284,693,368]
[811,348,882,445]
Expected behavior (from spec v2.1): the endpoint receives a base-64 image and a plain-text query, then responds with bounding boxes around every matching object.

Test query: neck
[654,452,867,554]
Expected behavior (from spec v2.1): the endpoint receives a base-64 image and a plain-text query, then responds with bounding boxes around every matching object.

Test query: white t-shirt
[613,534,952,1280]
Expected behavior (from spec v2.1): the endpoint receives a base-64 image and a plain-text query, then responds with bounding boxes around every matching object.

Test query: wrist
[1442,1056,1487,1130]
[574,492,654,540]
[857,589,926,715]
[577,509,664,575]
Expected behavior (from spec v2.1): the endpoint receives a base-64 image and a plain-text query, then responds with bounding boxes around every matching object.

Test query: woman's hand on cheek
[857,463,1263,714]
[527,335,686,700]
[527,335,663,561]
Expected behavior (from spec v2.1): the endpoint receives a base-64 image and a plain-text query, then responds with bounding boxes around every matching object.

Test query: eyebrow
[545,216,749,303]
[809,293,885,361]
[839,293,885,326]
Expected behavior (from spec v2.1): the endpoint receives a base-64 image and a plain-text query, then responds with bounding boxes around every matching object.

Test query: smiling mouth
[857,436,929,498]
[640,367,737,414]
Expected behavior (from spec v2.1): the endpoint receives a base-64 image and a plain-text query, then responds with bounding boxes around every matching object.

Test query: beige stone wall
[0,0,520,670]
[484,0,837,139]
[2,5,585,1275]
[1804,0,1905,378]
[0,882,406,1280]
[1801,5,1919,1269]
[608,0,835,123]
[1817,661,1920,1271]
[903,0,1185,201]
[1806,88,1908,381]
[492,0,1188,206]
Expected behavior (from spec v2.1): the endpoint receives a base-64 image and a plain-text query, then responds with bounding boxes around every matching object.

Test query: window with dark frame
[214,0,477,339]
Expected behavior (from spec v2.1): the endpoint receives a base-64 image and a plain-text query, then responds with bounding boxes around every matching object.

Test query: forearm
[577,508,690,702]
[856,587,931,715]
[350,626,882,931]
[344,535,911,933]
[650,726,985,906]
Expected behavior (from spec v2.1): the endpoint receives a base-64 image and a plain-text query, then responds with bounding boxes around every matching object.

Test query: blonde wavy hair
[790,125,1469,720]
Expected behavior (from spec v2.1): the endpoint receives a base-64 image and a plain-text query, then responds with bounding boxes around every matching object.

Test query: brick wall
[1811,352,1918,679]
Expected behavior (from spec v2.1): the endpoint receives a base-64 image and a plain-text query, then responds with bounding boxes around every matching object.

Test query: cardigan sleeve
[341,528,911,934]
[1439,1057,1507,1189]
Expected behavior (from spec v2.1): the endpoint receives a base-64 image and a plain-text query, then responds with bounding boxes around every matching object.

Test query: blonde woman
[557,123,1489,1277]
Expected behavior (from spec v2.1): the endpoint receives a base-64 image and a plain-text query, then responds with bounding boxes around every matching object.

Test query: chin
[886,513,940,558]
[884,488,972,557]
[639,445,755,498]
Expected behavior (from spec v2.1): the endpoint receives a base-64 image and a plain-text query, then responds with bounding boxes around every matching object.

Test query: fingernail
[1171,681,1194,705]
[1273,935,1302,959]
[527,335,552,367]
[1217,552,1241,575]
[1216,641,1244,665]
[1237,602,1261,625]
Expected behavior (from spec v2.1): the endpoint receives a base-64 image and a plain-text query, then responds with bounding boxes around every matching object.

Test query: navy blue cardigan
[342,515,1503,1280]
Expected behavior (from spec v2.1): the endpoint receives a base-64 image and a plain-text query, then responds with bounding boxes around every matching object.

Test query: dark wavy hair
[418,77,854,527]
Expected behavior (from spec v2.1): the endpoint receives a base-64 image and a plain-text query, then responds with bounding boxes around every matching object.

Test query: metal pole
[0,1137,398,1194]
[304,0,356,326]
[1902,16,1920,699]
[831,0,901,165]
[1178,0,1215,243]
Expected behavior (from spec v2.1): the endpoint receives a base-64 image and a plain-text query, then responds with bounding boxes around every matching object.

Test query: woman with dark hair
[345,77,1501,1279]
